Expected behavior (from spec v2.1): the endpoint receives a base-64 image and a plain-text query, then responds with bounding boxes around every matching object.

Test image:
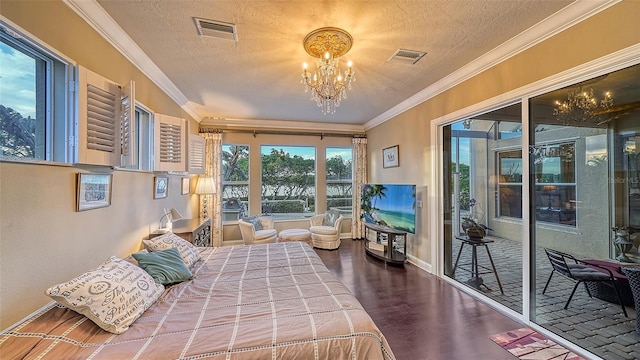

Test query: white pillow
[143,232,201,267]
[45,256,165,334]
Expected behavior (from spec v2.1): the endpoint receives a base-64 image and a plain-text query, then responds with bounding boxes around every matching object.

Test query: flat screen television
[360,184,416,234]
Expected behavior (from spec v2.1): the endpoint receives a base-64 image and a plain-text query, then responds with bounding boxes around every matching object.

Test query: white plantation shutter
[120,81,135,166]
[188,134,205,174]
[77,66,121,166]
[87,85,116,151]
[155,114,186,172]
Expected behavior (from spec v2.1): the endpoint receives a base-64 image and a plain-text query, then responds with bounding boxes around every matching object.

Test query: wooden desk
[173,218,211,247]
[364,223,407,265]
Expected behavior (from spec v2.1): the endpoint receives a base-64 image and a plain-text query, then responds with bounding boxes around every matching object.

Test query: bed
[0,240,395,359]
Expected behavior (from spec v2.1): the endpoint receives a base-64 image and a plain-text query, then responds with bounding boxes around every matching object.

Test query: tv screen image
[360,184,416,234]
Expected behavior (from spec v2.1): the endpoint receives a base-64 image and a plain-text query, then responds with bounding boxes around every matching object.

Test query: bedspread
[0,242,395,360]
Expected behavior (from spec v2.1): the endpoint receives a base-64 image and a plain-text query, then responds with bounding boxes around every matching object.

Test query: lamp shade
[168,208,183,221]
[195,176,216,194]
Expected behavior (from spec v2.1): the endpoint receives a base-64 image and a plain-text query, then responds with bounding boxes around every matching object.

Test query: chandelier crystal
[301,27,355,115]
[553,86,613,124]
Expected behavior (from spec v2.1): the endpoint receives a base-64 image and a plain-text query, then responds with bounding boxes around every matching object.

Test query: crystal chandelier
[301,27,355,115]
[553,86,613,124]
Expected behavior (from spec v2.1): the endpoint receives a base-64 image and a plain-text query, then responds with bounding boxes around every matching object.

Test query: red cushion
[583,259,627,280]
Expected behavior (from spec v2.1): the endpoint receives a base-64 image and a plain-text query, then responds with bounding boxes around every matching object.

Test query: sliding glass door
[529,64,640,358]
[442,103,524,314]
[440,62,640,359]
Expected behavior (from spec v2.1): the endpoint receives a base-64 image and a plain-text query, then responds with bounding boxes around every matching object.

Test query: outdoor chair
[542,248,628,317]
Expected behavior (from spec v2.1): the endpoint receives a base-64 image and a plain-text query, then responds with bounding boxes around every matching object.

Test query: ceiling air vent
[387,49,426,64]
[194,17,237,41]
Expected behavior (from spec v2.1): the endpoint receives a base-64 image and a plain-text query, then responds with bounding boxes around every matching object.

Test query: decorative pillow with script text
[45,256,165,334]
[143,232,201,268]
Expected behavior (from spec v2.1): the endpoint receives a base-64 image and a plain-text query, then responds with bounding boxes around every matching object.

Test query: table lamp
[195,176,216,219]
[159,208,183,232]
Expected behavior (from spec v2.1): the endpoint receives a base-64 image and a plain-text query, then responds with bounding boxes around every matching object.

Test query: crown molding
[430,43,640,129]
[63,0,203,122]
[200,117,365,133]
[63,0,619,129]
[364,0,620,131]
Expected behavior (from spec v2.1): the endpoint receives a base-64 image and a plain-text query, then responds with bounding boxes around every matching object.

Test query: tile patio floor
[449,236,640,360]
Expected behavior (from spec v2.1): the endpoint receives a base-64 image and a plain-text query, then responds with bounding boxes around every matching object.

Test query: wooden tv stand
[364,223,407,265]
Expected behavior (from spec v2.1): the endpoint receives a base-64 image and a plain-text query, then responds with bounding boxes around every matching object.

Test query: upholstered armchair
[309,211,344,250]
[238,216,277,245]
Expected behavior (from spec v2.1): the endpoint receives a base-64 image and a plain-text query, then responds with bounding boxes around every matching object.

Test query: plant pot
[465,228,484,240]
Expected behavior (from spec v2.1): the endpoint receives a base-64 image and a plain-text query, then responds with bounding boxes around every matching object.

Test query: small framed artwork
[383,145,399,168]
[77,173,113,211]
[154,176,168,199]
[181,177,190,195]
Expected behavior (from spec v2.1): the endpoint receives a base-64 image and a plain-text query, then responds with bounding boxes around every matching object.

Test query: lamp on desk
[159,208,183,232]
[195,176,216,219]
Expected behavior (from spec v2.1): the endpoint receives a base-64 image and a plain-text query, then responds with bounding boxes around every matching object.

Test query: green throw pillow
[133,247,193,285]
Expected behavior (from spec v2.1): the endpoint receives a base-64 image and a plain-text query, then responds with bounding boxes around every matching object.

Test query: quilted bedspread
[0,242,395,360]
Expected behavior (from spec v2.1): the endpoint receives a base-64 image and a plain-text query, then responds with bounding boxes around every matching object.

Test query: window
[119,104,153,171]
[0,25,70,162]
[222,144,249,221]
[533,142,576,226]
[261,145,315,220]
[326,147,352,216]
[0,21,180,171]
[497,150,523,218]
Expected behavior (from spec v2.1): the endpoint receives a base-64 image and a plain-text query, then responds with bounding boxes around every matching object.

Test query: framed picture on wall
[154,176,168,199]
[181,177,190,195]
[383,145,399,168]
[77,173,113,211]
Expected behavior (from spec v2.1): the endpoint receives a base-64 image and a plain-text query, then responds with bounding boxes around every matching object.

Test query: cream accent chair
[309,212,344,250]
[238,217,277,245]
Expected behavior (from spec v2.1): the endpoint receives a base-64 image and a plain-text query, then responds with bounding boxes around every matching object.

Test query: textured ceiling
[94,0,574,126]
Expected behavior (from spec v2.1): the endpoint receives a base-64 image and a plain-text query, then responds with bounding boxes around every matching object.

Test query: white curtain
[352,137,367,239]
[201,132,223,247]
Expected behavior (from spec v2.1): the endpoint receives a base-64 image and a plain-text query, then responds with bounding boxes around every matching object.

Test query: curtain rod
[199,127,366,139]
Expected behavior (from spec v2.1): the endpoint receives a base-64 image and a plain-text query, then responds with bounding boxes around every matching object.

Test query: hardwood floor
[314,239,524,360]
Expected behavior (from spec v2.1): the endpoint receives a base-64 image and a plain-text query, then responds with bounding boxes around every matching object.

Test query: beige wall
[366,106,432,263]
[365,1,640,267]
[0,1,200,329]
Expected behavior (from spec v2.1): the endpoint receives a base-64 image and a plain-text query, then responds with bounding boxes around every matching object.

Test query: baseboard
[407,254,432,273]
[1,301,57,334]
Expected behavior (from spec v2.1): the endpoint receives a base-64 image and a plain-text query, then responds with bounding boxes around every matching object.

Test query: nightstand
[172,218,212,247]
